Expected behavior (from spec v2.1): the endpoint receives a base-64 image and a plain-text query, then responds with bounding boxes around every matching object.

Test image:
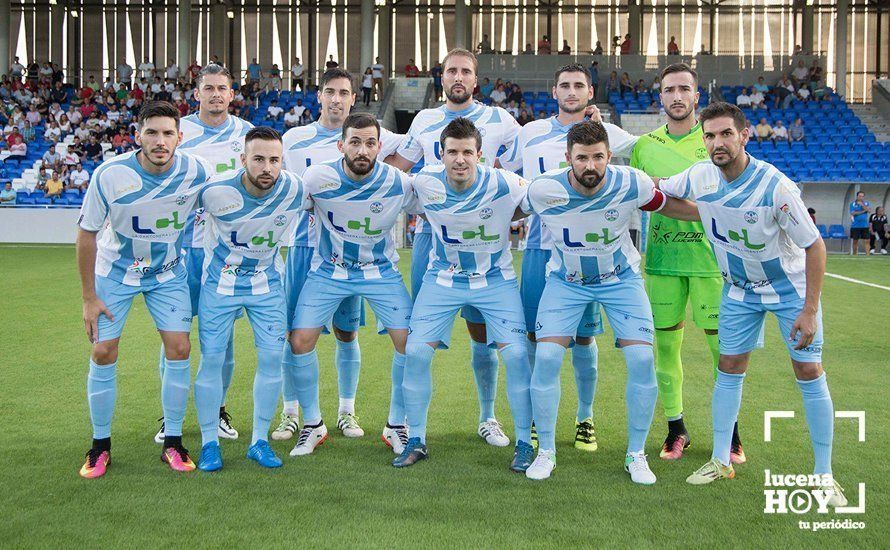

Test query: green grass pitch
[0,246,887,546]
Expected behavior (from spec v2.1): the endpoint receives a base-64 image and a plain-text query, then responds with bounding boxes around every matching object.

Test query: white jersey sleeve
[773,178,820,249]
[380,128,406,159]
[658,166,694,200]
[78,171,109,231]
[632,168,659,208]
[495,108,521,164]
[603,122,638,159]
[396,117,425,164]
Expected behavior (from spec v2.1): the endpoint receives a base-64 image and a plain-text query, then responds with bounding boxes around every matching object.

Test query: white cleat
[218,411,239,440]
[381,424,409,455]
[153,418,165,444]
[289,423,329,456]
[625,451,657,485]
[526,450,556,480]
[337,413,365,438]
[271,412,300,441]
[478,419,510,447]
[821,478,848,507]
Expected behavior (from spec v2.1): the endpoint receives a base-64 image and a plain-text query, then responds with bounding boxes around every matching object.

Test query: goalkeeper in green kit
[624,63,745,463]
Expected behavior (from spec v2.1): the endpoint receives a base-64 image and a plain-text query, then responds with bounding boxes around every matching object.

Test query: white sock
[339,397,356,415]
[284,400,300,417]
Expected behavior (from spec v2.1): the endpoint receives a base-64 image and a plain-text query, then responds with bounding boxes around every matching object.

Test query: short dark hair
[342,113,380,140]
[196,63,232,87]
[138,101,180,129]
[244,126,282,146]
[440,117,482,151]
[320,68,353,91]
[699,101,747,132]
[566,120,609,151]
[660,62,698,85]
[554,63,591,85]
[442,48,478,73]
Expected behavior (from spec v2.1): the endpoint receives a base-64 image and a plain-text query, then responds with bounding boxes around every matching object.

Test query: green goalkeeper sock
[705,332,720,380]
[654,328,684,419]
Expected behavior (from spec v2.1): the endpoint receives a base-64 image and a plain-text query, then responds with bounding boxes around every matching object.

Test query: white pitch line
[825,272,890,291]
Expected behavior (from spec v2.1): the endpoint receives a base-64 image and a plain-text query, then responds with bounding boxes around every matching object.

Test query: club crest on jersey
[370,201,384,214]
[231,141,243,152]
[695,147,708,159]
[175,194,189,206]
[479,207,493,220]
[744,211,759,224]
[274,214,287,227]
[605,209,619,221]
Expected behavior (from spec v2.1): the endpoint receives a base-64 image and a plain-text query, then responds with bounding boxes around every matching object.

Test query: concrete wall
[0,208,83,243]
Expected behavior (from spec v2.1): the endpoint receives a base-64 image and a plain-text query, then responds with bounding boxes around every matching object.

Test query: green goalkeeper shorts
[645,274,722,331]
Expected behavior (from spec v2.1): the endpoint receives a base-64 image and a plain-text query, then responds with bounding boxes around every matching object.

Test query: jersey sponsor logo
[721,270,773,291]
[651,221,705,244]
[318,180,339,191]
[546,197,569,206]
[132,212,186,234]
[231,230,278,248]
[561,227,619,248]
[215,158,236,173]
[221,263,261,277]
[538,158,569,173]
[128,255,181,275]
[425,193,445,202]
[779,203,801,226]
[744,210,759,224]
[565,263,624,285]
[711,218,765,250]
[442,224,500,243]
[328,212,382,236]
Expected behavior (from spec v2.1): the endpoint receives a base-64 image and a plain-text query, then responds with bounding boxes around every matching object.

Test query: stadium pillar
[627,0,642,54]
[360,0,374,72]
[51,2,64,67]
[378,0,391,75]
[178,0,192,75]
[454,0,468,49]
[801,1,815,55]
[209,2,228,64]
[0,0,9,77]
[835,0,848,98]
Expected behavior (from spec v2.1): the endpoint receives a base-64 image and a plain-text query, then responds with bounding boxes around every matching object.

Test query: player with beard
[284,113,414,457]
[193,127,304,471]
[388,48,521,448]
[154,63,253,445]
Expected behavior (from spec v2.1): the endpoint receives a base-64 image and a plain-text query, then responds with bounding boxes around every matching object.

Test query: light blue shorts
[183,246,204,316]
[408,274,527,349]
[284,245,363,331]
[199,286,287,353]
[521,248,603,337]
[292,273,412,332]
[410,232,485,325]
[536,275,655,345]
[95,272,193,342]
[718,291,823,362]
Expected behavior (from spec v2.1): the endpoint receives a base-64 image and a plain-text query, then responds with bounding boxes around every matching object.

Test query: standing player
[657,103,845,505]
[194,127,303,471]
[154,63,253,444]
[501,63,636,451]
[627,63,744,462]
[394,118,534,472]
[522,121,700,482]
[285,113,414,457]
[388,48,521,447]
[76,102,211,478]
[276,68,403,442]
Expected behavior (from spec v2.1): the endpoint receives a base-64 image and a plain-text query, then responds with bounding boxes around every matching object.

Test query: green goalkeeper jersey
[630,122,721,277]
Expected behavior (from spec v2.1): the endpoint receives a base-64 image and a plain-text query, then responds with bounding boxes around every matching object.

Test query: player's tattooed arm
[76,229,114,344]
[791,237,826,350]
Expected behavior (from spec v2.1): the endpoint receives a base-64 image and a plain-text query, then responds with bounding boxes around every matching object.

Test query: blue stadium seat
[828,224,846,240]
[34,196,52,205]
[816,224,829,239]
[69,196,83,206]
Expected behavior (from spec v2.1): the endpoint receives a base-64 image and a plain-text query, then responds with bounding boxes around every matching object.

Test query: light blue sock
[572,341,599,422]
[530,342,566,452]
[711,370,746,465]
[403,343,435,443]
[388,351,407,425]
[194,351,225,445]
[499,343,533,445]
[527,340,537,371]
[285,348,321,424]
[798,374,834,475]
[87,360,117,439]
[161,357,191,437]
[221,328,236,403]
[336,338,361,400]
[157,345,165,382]
[471,341,498,422]
[280,342,300,414]
[622,345,657,454]
[253,348,284,444]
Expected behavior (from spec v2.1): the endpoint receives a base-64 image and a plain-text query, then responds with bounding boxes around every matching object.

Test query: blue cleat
[246,440,283,468]
[510,440,535,473]
[392,437,428,468]
[198,441,223,472]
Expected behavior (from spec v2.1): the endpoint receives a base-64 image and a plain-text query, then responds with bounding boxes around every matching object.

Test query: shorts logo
[370,201,384,214]
[605,209,619,222]
[175,194,189,206]
[744,211,759,224]
[274,214,287,227]
[479,207,493,220]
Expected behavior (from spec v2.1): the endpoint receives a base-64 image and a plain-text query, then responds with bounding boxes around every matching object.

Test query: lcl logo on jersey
[562,227,619,247]
[711,218,765,250]
[231,230,278,248]
[215,159,237,173]
[132,212,186,234]
[328,212,382,236]
[442,224,500,243]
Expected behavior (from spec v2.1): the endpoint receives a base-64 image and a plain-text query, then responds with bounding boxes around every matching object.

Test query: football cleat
[510,440,535,473]
[526,450,556,480]
[79,448,110,479]
[218,410,239,440]
[730,423,746,464]
[392,437,428,468]
[247,440,283,468]
[659,430,691,460]
[574,418,598,452]
[478,419,510,447]
[337,413,365,438]
[153,417,165,444]
[530,422,538,450]
[820,478,848,507]
[289,423,328,457]
[686,458,735,485]
[382,423,409,455]
[624,452,657,485]
[271,412,300,441]
[161,444,196,472]
[198,441,223,472]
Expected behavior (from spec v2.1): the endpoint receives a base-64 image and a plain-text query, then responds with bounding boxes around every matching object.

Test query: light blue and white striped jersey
[501,116,637,250]
[179,113,254,248]
[659,155,820,304]
[303,158,412,280]
[78,150,211,286]
[412,164,527,289]
[522,165,658,286]
[397,102,521,234]
[282,121,404,247]
[200,169,306,296]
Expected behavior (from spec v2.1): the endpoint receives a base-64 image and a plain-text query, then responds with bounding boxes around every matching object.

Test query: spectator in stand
[490,83,507,107]
[749,86,766,109]
[773,75,795,108]
[789,118,805,141]
[646,101,660,114]
[84,135,103,162]
[849,191,871,255]
[523,43,535,55]
[807,207,816,224]
[650,75,661,93]
[772,120,789,142]
[536,110,547,120]
[45,171,64,199]
[6,135,26,160]
[165,59,180,81]
[620,72,633,95]
[138,57,155,79]
[325,55,339,69]
[35,166,49,190]
[25,104,41,125]
[479,77,494,99]
[300,106,313,125]
[371,57,385,99]
[268,63,282,91]
[9,57,25,79]
[517,109,532,126]
[559,40,571,55]
[505,100,519,118]
[20,120,35,142]
[478,34,494,54]
[68,136,85,159]
[589,61,599,98]
[634,78,647,98]
[607,70,619,93]
[187,60,202,83]
[795,85,811,102]
[620,33,633,54]
[74,122,91,142]
[592,40,604,55]
[284,106,302,129]
[43,120,61,143]
[431,62,443,101]
[112,127,133,153]
[404,59,420,77]
[292,57,305,91]
[42,144,62,170]
[69,163,90,192]
[808,60,823,84]
[361,68,373,106]
[791,60,810,86]
[59,114,72,137]
[667,36,680,55]
[116,59,133,88]
[736,87,752,107]
[869,207,888,255]
[51,81,68,104]
[0,182,15,205]
[173,98,190,117]
[266,99,284,121]
[538,35,552,55]
[754,118,773,142]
